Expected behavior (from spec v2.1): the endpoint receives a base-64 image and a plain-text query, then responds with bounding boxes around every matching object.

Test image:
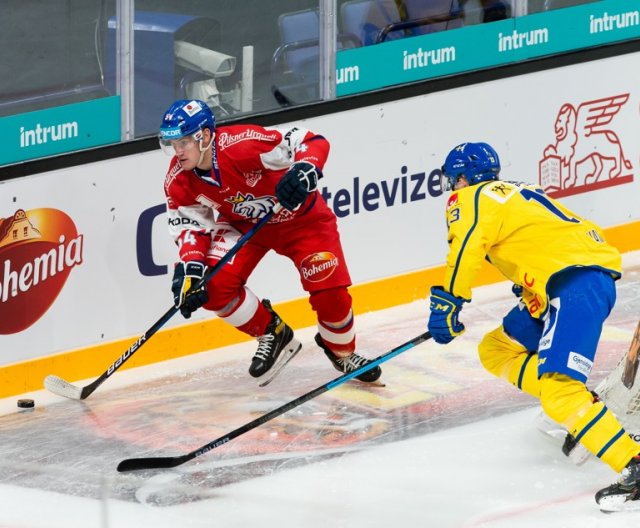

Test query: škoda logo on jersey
[300,252,339,282]
[539,93,634,198]
[0,208,84,334]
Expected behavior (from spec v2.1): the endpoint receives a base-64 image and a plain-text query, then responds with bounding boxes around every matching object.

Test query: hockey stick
[44,204,282,401]
[117,331,431,472]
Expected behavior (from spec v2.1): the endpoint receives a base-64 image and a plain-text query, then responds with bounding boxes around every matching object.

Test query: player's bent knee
[478,326,527,377]
[201,269,245,312]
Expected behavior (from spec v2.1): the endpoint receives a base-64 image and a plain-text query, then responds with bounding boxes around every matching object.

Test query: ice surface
[1,252,639,527]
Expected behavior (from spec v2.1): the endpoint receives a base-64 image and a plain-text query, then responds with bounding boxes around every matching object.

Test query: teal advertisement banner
[336,0,640,96]
[0,96,121,166]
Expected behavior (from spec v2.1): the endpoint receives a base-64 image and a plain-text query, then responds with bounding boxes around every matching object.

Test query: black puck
[17,398,35,408]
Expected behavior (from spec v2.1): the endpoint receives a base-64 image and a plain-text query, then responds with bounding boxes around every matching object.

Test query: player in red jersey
[159,99,381,384]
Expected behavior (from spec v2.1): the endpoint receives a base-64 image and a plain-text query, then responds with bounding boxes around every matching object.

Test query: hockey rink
[1,252,639,527]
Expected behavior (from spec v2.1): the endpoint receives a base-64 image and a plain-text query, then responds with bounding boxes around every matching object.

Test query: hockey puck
[17,398,34,409]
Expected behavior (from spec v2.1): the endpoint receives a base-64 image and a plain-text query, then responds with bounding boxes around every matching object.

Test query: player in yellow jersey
[427,142,640,512]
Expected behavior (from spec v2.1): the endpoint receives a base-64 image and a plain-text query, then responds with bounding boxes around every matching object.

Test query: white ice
[1,252,639,528]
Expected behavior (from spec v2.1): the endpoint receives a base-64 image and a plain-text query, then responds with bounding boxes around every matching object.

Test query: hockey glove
[276,161,321,211]
[171,261,209,319]
[428,286,465,344]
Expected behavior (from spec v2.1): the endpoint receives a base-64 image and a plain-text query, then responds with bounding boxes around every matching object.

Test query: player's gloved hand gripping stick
[427,286,466,344]
[172,261,209,318]
[44,204,283,400]
[275,161,321,211]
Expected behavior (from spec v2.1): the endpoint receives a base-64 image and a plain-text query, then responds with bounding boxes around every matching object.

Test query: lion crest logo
[539,94,633,198]
[226,192,276,220]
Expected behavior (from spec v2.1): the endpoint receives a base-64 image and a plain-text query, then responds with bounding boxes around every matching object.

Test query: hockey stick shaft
[117,331,431,471]
[45,205,281,400]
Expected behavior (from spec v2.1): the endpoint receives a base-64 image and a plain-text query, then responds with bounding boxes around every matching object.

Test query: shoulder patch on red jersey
[447,192,459,209]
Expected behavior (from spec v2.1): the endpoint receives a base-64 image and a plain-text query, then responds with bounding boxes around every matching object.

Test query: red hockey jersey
[164,124,330,262]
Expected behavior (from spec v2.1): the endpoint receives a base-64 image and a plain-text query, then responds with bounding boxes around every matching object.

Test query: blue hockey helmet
[159,99,215,153]
[441,142,501,190]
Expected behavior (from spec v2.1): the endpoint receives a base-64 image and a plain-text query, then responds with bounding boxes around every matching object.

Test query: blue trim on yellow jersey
[517,352,535,390]
[546,265,622,292]
[448,182,489,296]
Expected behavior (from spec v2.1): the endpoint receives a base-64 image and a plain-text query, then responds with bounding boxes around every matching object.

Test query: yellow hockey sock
[540,373,640,472]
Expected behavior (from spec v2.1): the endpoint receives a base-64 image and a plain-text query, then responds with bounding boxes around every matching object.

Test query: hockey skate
[534,403,595,466]
[314,333,382,383]
[249,300,301,386]
[595,455,640,512]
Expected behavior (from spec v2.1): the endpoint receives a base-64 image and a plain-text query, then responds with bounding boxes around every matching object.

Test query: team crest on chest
[243,170,263,187]
[226,192,276,219]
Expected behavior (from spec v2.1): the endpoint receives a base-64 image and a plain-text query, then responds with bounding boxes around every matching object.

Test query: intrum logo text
[20,122,78,148]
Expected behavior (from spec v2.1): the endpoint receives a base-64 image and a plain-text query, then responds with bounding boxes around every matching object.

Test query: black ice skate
[595,455,640,512]
[249,300,301,386]
[314,333,381,383]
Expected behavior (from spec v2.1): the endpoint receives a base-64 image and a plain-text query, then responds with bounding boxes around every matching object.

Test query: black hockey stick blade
[117,331,431,472]
[44,205,281,400]
[119,454,192,470]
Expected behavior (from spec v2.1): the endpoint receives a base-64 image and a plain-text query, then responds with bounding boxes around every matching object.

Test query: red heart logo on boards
[0,208,84,334]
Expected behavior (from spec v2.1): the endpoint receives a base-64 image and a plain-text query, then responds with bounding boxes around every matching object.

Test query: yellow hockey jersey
[443,180,621,318]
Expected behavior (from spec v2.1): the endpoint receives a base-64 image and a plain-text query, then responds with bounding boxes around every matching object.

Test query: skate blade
[258,339,302,387]
[598,494,640,513]
[534,411,568,443]
[567,443,591,466]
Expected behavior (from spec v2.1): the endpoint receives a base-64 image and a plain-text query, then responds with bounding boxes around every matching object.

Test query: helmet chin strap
[197,132,215,167]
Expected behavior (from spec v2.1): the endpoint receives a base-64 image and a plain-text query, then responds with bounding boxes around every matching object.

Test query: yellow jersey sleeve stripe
[447,183,486,296]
